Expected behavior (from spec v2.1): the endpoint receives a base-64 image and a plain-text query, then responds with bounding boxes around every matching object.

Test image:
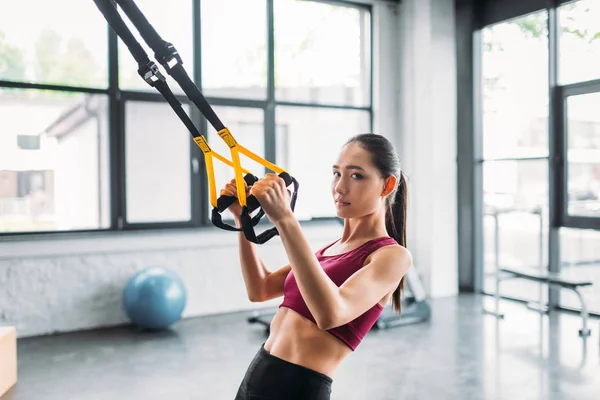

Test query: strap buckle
[137,61,165,86]
[156,42,183,73]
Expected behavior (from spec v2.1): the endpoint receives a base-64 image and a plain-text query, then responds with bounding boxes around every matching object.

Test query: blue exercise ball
[123,267,187,330]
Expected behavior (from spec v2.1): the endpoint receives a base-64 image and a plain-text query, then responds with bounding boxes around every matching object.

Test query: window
[481,12,549,159]
[480,11,550,301]
[274,0,371,106]
[0,0,373,236]
[125,101,192,224]
[482,159,549,302]
[201,0,267,99]
[0,89,110,233]
[476,2,600,319]
[275,107,371,220]
[559,0,600,85]
[565,92,600,218]
[0,0,108,88]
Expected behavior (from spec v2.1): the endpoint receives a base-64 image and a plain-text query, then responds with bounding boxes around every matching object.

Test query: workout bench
[483,207,596,344]
[495,267,594,338]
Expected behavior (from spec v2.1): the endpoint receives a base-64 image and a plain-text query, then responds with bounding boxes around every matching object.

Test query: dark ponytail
[386,172,408,315]
[345,133,408,316]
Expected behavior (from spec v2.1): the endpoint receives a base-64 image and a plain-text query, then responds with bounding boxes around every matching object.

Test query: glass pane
[207,107,265,219]
[566,93,600,217]
[0,0,108,88]
[275,0,371,106]
[118,0,193,93]
[482,160,549,302]
[560,228,600,315]
[125,101,191,223]
[559,0,600,85]
[0,89,110,232]
[481,12,548,159]
[201,0,267,99]
[275,106,371,220]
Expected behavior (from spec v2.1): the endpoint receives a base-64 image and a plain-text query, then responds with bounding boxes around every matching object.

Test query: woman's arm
[249,174,411,329]
[235,216,291,302]
[276,216,412,330]
[221,177,290,302]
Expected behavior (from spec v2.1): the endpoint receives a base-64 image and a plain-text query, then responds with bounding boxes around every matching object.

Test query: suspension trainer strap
[92,0,255,214]
[115,0,289,207]
[95,0,300,243]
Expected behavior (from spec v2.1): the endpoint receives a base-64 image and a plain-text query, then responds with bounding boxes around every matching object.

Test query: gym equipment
[123,267,187,330]
[373,266,431,329]
[93,0,299,244]
[0,326,17,397]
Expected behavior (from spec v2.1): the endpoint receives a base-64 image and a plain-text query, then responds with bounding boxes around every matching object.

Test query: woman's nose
[334,179,348,195]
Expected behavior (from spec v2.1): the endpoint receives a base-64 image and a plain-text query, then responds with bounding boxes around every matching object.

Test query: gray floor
[4,294,600,400]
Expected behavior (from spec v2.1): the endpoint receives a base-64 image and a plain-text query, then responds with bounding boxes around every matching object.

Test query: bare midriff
[263,307,351,378]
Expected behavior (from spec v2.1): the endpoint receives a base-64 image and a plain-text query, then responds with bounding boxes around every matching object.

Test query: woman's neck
[340,210,388,244]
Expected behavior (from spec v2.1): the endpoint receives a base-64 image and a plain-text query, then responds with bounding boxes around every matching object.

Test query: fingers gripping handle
[243,172,294,214]
[240,173,299,244]
[211,173,265,233]
[215,173,258,213]
[214,172,293,214]
[211,172,299,244]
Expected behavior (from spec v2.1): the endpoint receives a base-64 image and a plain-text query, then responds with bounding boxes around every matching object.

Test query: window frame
[461,0,600,316]
[0,0,374,238]
[557,80,600,231]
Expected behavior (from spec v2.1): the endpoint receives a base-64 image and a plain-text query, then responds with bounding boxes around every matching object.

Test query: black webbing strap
[116,0,226,133]
[92,0,200,140]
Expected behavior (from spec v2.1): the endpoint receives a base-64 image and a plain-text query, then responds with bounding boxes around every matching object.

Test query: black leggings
[235,344,333,400]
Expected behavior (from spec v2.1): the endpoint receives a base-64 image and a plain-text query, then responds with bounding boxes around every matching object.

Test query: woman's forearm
[234,216,270,302]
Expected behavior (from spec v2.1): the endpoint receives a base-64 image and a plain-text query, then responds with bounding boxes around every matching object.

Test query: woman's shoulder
[364,236,402,251]
[364,237,411,264]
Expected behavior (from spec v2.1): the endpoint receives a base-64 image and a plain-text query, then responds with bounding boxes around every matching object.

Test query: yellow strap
[231,149,247,206]
[205,154,217,208]
[212,152,251,175]
[218,129,245,206]
[193,136,251,174]
[218,128,288,207]
[193,136,252,208]
[238,144,286,174]
[197,128,289,208]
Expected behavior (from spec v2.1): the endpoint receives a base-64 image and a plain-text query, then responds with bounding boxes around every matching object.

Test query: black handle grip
[239,174,299,244]
[243,172,293,214]
[215,173,258,212]
[211,172,299,245]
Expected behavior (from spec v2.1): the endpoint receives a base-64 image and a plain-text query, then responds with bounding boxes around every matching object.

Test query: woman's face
[331,142,387,219]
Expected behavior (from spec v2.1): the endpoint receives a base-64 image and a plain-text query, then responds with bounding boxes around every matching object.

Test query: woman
[225,133,413,400]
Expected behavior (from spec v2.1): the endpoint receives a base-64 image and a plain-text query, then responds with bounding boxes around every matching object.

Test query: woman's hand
[250,174,294,225]
[219,178,250,219]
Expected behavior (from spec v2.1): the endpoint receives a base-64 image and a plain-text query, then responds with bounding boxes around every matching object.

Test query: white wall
[375,0,459,298]
[0,0,459,338]
[0,224,341,338]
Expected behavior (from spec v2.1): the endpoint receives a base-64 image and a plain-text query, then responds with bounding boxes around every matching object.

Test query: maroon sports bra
[279,236,398,351]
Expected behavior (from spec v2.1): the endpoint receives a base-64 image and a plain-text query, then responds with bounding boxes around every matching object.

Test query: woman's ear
[382,176,398,196]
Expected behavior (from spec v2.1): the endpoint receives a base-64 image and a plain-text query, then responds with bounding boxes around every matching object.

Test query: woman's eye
[352,174,363,179]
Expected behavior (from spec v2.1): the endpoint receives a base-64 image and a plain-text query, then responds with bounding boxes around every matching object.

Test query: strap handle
[211,173,299,244]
